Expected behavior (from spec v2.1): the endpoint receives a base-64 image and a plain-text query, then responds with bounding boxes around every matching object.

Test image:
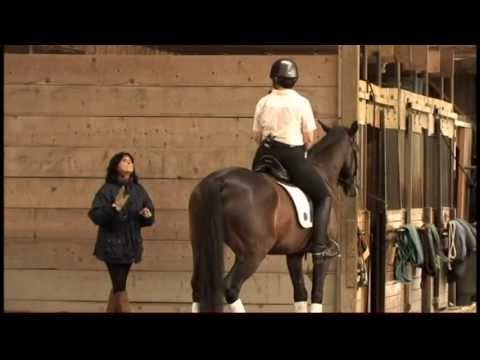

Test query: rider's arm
[303,131,315,150]
[252,99,264,145]
[301,99,317,151]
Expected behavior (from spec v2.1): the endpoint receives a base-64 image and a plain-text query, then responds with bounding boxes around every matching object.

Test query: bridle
[338,135,359,192]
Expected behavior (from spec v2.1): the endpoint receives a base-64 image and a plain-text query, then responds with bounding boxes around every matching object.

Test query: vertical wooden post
[363,45,369,81]
[440,77,445,100]
[450,63,455,105]
[377,51,382,86]
[456,127,472,219]
[404,106,414,312]
[396,61,402,89]
[433,110,444,310]
[425,46,430,97]
[337,45,360,312]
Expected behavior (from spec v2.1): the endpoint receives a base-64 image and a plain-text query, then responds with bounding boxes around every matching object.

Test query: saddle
[253,155,291,183]
[254,155,313,229]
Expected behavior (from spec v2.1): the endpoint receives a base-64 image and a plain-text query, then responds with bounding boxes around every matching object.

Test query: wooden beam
[4,269,336,305]
[337,45,360,312]
[5,85,338,118]
[5,178,198,210]
[5,208,190,242]
[363,46,368,81]
[4,116,257,149]
[5,54,338,87]
[425,46,430,97]
[5,146,256,179]
[456,128,472,219]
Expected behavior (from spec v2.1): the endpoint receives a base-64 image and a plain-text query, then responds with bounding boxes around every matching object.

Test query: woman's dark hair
[274,77,297,89]
[105,152,139,184]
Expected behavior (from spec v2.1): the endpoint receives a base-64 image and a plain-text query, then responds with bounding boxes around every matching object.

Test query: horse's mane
[309,126,348,157]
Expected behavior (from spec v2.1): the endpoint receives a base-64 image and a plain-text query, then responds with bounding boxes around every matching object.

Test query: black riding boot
[308,196,340,259]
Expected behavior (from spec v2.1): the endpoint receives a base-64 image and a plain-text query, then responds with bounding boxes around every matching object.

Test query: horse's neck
[310,145,344,185]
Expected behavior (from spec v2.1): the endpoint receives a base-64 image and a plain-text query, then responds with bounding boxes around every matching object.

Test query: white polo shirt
[252,89,317,146]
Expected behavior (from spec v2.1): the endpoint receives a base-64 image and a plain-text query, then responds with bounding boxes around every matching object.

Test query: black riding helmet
[270,58,298,88]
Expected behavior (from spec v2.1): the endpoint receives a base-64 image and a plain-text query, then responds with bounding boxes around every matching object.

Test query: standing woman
[89,152,155,312]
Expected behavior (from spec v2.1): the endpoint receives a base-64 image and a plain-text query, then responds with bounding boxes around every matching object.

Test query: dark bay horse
[189,121,359,312]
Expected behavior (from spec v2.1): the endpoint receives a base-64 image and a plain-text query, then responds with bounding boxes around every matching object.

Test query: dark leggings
[106,263,132,293]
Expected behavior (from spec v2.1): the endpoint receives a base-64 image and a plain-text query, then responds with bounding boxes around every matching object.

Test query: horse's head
[318,120,359,197]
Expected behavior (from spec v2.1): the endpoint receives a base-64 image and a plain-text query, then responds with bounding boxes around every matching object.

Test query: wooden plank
[5,116,258,149]
[4,85,338,118]
[439,118,456,140]
[456,128,472,219]
[5,208,189,242]
[394,46,413,69]
[5,240,337,274]
[438,109,458,120]
[411,208,424,227]
[385,295,403,312]
[4,54,338,87]
[4,209,36,239]
[4,269,336,305]
[5,178,198,210]
[5,147,256,179]
[4,300,335,313]
[386,209,406,224]
[440,48,455,77]
[411,45,428,72]
[428,47,441,74]
[385,282,403,297]
[455,119,472,129]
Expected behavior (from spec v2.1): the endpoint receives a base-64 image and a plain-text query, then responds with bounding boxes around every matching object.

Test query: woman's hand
[139,207,152,218]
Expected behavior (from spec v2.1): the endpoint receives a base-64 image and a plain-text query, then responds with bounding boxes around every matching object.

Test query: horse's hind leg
[286,253,308,313]
[224,255,264,313]
[190,254,200,313]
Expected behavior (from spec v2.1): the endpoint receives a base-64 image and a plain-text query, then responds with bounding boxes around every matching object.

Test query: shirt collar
[271,88,296,95]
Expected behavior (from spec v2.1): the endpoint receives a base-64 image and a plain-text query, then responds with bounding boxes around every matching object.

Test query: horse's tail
[192,178,225,312]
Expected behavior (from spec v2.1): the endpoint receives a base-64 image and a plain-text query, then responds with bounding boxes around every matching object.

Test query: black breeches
[106,262,132,293]
[252,143,331,204]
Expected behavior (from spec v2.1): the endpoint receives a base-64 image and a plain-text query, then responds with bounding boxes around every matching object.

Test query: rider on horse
[251,58,340,260]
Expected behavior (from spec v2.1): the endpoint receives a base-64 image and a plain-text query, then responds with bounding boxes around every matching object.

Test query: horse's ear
[318,119,331,133]
[348,121,359,137]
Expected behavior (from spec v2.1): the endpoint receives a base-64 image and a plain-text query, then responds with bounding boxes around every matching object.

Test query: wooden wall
[4,51,340,312]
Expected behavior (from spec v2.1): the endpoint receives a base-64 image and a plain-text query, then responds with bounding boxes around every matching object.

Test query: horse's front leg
[310,257,333,312]
[286,253,308,313]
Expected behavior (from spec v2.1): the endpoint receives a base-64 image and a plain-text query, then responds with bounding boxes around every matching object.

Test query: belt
[263,139,304,149]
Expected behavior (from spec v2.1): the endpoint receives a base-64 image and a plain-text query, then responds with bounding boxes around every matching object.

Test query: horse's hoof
[310,303,323,313]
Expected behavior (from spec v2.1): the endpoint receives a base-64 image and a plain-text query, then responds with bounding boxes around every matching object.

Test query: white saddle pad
[276,181,313,229]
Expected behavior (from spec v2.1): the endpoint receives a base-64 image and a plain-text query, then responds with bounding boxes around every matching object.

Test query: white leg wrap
[192,302,200,313]
[294,301,308,313]
[229,299,246,313]
[310,303,323,313]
